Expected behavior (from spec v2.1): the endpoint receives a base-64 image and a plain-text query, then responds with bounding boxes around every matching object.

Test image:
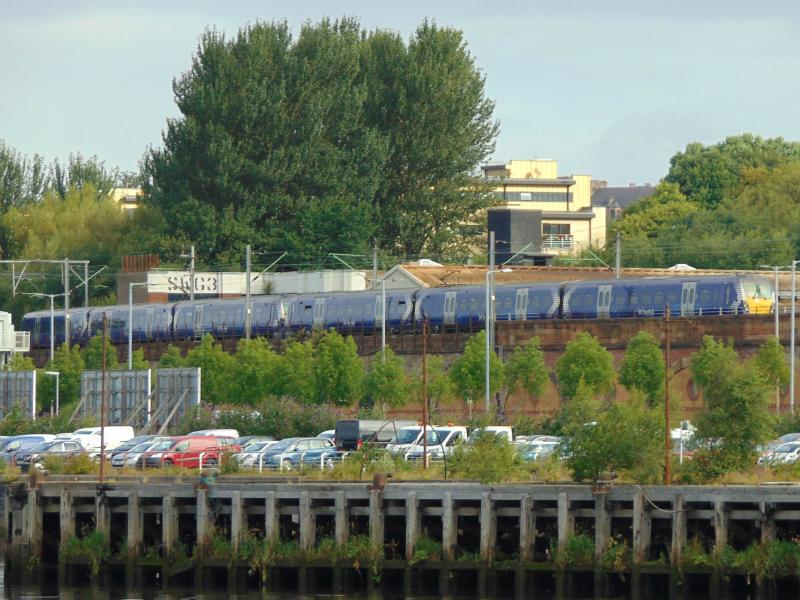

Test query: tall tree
[184,334,236,404]
[0,140,48,257]
[81,333,120,370]
[279,340,316,403]
[51,152,118,200]
[229,338,281,405]
[363,348,409,415]
[618,331,665,406]
[503,337,549,412]
[555,332,615,399]
[449,330,503,415]
[45,343,85,408]
[313,330,363,406]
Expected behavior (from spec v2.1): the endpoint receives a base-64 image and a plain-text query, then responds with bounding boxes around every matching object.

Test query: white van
[406,426,468,461]
[386,425,427,455]
[70,426,135,453]
[188,429,240,439]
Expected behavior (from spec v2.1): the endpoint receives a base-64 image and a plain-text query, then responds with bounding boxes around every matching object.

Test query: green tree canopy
[363,348,409,415]
[51,153,118,201]
[228,338,281,405]
[279,340,316,403]
[689,336,738,389]
[184,334,236,404]
[143,18,498,264]
[45,343,85,408]
[158,345,185,368]
[503,337,549,411]
[313,330,363,406]
[753,337,790,391]
[449,330,503,414]
[618,331,665,405]
[81,333,120,370]
[555,332,615,399]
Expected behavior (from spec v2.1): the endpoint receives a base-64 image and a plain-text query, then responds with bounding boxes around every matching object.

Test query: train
[20,274,774,351]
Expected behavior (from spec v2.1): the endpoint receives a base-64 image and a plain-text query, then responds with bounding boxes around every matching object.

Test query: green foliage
[601,536,632,572]
[449,432,521,483]
[41,453,98,475]
[6,354,35,371]
[410,535,443,565]
[690,336,775,470]
[449,331,503,410]
[157,345,185,368]
[279,340,316,403]
[0,140,48,257]
[753,337,790,389]
[560,385,663,482]
[61,530,108,577]
[81,333,120,370]
[363,348,409,414]
[51,153,118,201]
[129,349,150,370]
[143,18,497,265]
[618,331,664,405]
[504,337,549,409]
[555,332,615,399]
[184,335,236,404]
[313,330,363,406]
[44,343,84,408]
[228,338,281,405]
[551,534,595,568]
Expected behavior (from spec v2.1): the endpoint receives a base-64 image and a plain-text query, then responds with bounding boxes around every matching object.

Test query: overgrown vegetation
[60,530,108,577]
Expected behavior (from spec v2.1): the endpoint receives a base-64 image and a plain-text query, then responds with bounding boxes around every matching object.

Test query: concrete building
[111,187,142,216]
[482,159,605,264]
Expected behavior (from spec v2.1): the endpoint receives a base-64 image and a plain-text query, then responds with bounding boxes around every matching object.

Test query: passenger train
[20,274,774,352]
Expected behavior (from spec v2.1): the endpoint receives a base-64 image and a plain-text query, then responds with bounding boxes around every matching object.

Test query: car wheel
[281,459,292,471]
[163,459,174,467]
[205,457,218,469]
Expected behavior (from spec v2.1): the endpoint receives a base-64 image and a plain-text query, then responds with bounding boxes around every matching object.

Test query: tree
[416,355,454,420]
[0,140,48,257]
[129,349,150,370]
[555,332,615,399]
[362,22,498,257]
[184,334,236,404]
[503,337,549,412]
[313,330,363,406]
[158,345,185,368]
[44,343,84,408]
[229,338,281,405]
[665,134,800,210]
[618,331,665,405]
[6,354,35,371]
[279,340,316,403]
[51,152,118,201]
[612,182,698,240]
[753,337,790,392]
[143,18,498,264]
[363,348,409,415]
[689,336,738,389]
[81,333,120,370]
[449,330,503,416]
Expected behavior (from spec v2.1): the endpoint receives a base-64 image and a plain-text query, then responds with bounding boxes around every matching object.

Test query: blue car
[260,437,337,470]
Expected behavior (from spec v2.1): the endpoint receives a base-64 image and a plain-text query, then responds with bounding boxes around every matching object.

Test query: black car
[333,419,415,451]
[15,440,85,472]
[105,435,169,462]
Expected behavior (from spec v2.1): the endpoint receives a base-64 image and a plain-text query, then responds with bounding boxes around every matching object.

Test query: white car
[233,441,279,468]
[405,426,468,461]
[759,442,800,466]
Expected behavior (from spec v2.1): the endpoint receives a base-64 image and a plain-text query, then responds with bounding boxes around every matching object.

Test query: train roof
[563,274,767,287]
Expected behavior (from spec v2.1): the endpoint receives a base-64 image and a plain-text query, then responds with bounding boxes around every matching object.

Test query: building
[481,159,605,264]
[591,183,656,222]
[111,187,142,216]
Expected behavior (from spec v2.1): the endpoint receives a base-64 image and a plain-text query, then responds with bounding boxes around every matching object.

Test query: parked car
[517,437,561,461]
[259,437,337,470]
[406,426,468,461]
[0,435,55,464]
[469,426,514,443]
[189,429,240,439]
[232,441,280,468]
[334,419,415,451]
[386,425,429,456]
[316,430,335,441]
[69,426,135,454]
[234,435,275,449]
[15,439,85,472]
[758,442,800,466]
[143,436,236,469]
[106,435,169,462]
[111,439,174,469]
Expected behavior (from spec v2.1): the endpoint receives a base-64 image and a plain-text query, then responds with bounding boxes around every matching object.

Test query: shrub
[411,535,443,565]
[42,453,98,475]
[448,434,522,484]
[551,534,594,568]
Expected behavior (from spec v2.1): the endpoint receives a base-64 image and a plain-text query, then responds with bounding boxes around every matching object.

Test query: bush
[42,453,98,475]
[551,534,594,568]
[449,434,522,484]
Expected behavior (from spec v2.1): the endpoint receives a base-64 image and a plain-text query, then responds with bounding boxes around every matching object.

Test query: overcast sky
[1,0,798,185]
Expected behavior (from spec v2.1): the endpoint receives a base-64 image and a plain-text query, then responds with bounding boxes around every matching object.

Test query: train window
[629,291,638,307]
[457,299,467,313]
[725,286,731,304]
[470,298,480,312]
[502,297,513,311]
[529,295,540,310]
[689,288,695,303]
[654,291,664,306]
[712,289,722,304]
[699,289,711,304]
[642,292,652,305]
[682,289,687,304]
[584,293,594,307]
[667,291,678,304]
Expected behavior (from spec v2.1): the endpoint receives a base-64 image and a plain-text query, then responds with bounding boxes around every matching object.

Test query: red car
[143,435,239,468]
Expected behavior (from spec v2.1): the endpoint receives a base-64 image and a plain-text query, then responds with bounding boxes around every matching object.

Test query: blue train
[20,274,773,352]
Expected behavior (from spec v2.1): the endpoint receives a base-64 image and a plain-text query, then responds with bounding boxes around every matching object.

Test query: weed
[60,530,109,578]
[601,536,631,572]
[410,535,443,566]
[550,534,595,569]
[42,453,98,475]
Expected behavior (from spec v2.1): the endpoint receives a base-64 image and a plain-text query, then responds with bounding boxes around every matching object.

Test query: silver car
[111,439,174,468]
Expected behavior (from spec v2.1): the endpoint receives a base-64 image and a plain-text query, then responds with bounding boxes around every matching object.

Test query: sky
[1,0,799,186]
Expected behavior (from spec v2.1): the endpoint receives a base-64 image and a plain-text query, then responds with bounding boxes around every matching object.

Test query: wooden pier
[4,478,800,596]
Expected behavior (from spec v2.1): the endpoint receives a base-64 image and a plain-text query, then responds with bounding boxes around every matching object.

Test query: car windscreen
[394,428,420,444]
[130,442,154,452]
[269,439,295,451]
[29,441,54,452]
[246,442,271,452]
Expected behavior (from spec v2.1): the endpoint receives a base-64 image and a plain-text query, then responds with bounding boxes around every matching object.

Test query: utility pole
[63,257,70,348]
[422,320,429,469]
[488,230,496,350]
[84,262,89,307]
[189,245,195,301]
[615,232,622,279]
[245,244,252,340]
[372,243,378,290]
[664,304,671,486]
[100,314,108,485]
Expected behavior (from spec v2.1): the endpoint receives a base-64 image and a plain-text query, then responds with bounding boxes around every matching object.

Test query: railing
[542,234,574,249]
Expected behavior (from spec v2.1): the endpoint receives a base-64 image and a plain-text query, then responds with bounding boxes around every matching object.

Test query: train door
[515,288,529,320]
[374,295,383,328]
[314,298,326,328]
[596,285,612,319]
[145,308,154,340]
[193,305,204,339]
[681,282,696,317]
[444,292,457,326]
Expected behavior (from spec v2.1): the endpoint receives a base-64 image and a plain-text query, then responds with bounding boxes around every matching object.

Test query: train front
[741,276,774,315]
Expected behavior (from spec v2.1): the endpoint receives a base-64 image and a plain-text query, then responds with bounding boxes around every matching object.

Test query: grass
[60,530,108,577]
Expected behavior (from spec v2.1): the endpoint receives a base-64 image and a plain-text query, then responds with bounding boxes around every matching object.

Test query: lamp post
[381,278,386,361]
[44,371,59,415]
[485,267,512,414]
[128,281,156,369]
[22,293,64,362]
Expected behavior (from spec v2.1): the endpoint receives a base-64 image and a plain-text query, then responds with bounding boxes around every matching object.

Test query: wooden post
[230,492,244,553]
[671,495,686,565]
[760,502,775,542]
[480,491,496,565]
[405,491,419,561]
[299,491,315,552]
[162,495,177,555]
[594,492,610,562]
[127,492,142,558]
[519,494,535,562]
[334,491,348,546]
[196,489,210,548]
[369,490,384,551]
[442,492,456,561]
[26,488,41,557]
[265,491,278,542]
[59,489,75,548]
[713,498,728,553]
[95,492,110,539]
[632,492,651,564]
[557,492,573,553]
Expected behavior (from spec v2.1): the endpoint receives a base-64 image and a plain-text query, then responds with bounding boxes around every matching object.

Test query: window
[543,224,571,235]
[174,441,190,452]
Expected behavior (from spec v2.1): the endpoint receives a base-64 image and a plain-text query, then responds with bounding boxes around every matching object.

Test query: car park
[258,437,337,470]
[189,429,240,439]
[111,439,174,468]
[517,437,561,461]
[234,435,275,449]
[0,435,55,464]
[232,441,280,469]
[334,419,415,450]
[386,425,429,455]
[69,426,135,454]
[144,436,237,469]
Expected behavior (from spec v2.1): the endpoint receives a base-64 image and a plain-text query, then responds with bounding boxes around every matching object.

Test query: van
[188,429,240,439]
[334,419,416,451]
[70,426,135,453]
